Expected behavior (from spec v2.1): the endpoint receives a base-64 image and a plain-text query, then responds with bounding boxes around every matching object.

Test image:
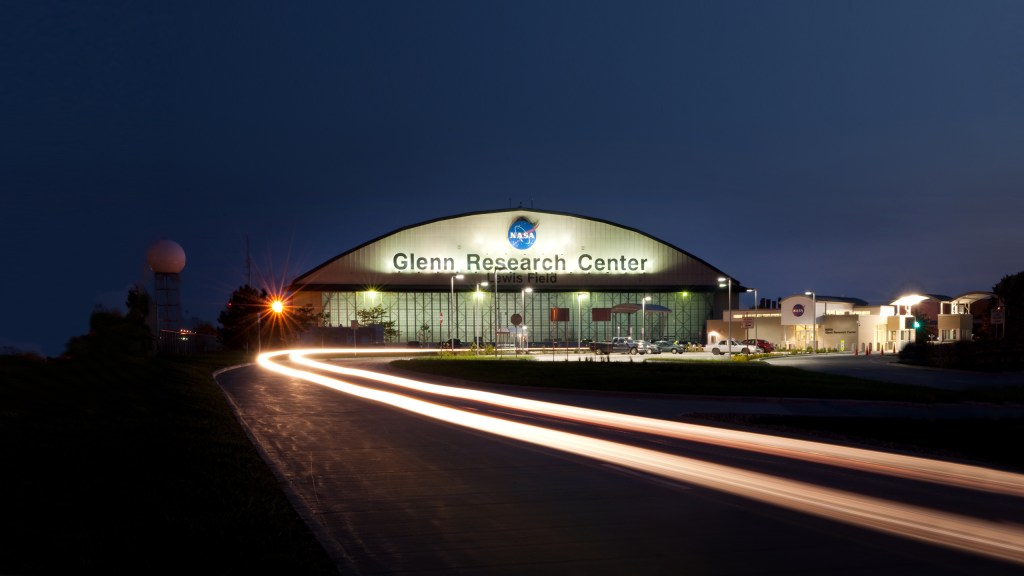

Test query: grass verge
[0,353,338,574]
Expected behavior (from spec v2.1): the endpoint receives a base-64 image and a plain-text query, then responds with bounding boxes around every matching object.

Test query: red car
[742,339,774,353]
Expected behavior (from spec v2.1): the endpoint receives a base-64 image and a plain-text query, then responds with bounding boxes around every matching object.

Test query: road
[216,349,1024,575]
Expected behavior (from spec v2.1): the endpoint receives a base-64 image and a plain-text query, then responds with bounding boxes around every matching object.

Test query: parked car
[441,338,462,349]
[653,339,684,354]
[707,338,762,355]
[638,340,660,354]
[742,338,774,353]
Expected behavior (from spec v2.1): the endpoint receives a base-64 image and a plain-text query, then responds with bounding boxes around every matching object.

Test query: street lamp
[641,296,651,341]
[449,274,464,348]
[805,291,816,353]
[258,297,284,355]
[746,287,757,343]
[718,277,732,350]
[577,292,587,351]
[492,268,502,356]
[475,281,488,354]
[521,287,533,350]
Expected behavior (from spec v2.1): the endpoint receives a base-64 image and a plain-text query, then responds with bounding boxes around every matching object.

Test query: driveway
[763,353,1024,390]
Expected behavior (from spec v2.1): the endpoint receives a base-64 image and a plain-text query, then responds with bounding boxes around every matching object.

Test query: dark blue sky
[3,1,1023,356]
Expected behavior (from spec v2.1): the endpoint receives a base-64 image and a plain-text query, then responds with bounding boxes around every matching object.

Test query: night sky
[3,1,1023,356]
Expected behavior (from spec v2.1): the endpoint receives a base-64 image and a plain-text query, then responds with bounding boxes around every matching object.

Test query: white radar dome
[147,239,186,274]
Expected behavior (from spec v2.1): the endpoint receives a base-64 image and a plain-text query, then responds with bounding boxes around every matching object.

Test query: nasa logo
[507,217,538,250]
[792,304,805,317]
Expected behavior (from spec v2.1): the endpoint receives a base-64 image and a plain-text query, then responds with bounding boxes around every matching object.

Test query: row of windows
[320,290,714,345]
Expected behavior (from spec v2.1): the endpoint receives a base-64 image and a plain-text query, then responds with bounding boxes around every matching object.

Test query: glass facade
[320,289,713,346]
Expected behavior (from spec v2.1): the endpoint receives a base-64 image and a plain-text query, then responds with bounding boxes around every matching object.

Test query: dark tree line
[993,271,1024,343]
[217,285,321,351]
[64,285,152,359]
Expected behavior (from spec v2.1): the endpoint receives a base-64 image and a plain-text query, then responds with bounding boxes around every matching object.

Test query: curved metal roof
[291,207,741,292]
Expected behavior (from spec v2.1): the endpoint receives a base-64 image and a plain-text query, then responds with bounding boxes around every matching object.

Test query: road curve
[216,348,1024,574]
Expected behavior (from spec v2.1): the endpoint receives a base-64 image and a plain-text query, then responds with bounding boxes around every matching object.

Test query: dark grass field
[0,353,338,574]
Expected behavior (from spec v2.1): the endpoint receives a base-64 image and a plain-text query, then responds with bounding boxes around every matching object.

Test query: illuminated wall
[293,208,737,345]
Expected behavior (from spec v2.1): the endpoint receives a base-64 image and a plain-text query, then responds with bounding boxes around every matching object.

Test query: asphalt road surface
[216,352,1024,575]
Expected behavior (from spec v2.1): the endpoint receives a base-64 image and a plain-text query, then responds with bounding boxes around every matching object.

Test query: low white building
[708,293,968,353]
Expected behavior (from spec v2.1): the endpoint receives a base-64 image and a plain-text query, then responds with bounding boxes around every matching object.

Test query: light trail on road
[287,348,1024,497]
[258,348,1024,565]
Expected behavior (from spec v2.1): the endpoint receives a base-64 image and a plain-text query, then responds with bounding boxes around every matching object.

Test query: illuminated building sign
[507,217,538,250]
[391,252,649,274]
[792,304,805,317]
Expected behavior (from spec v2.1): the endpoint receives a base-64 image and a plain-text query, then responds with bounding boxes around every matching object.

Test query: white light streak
[258,349,1024,565]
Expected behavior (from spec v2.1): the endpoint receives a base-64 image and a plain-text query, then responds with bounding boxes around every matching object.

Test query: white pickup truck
[707,338,762,355]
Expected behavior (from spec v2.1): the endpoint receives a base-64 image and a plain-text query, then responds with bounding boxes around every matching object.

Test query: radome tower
[146,239,186,350]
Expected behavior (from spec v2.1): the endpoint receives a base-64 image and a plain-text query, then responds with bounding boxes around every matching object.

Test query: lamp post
[258,297,284,355]
[475,281,488,354]
[718,277,732,351]
[641,296,651,341]
[746,287,758,343]
[577,292,587,351]
[521,287,533,350]
[805,291,816,353]
[449,274,464,348]
[493,268,501,356]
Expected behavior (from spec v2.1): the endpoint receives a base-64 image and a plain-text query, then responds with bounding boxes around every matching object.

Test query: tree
[993,271,1024,343]
[279,303,322,346]
[63,287,153,359]
[218,285,323,351]
[356,304,399,343]
[218,285,266,351]
[126,284,149,324]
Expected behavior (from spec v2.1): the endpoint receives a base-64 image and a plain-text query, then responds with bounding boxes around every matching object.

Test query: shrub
[899,340,1024,371]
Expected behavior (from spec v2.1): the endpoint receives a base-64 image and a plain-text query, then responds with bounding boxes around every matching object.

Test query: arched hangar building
[290,208,743,347]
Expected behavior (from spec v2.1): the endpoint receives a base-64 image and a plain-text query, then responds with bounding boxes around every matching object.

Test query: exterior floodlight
[718,277,732,348]
[577,292,588,350]
[473,281,489,354]
[642,296,651,340]
[449,274,465,348]
[747,287,758,342]
[271,300,284,314]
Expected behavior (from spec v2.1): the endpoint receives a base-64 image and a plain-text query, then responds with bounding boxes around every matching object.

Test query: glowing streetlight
[475,281,488,354]
[718,277,732,351]
[521,287,533,350]
[577,292,587,351]
[641,296,651,341]
[493,268,501,356]
[805,291,816,353]
[449,274,464,348]
[746,288,757,343]
[258,297,285,355]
